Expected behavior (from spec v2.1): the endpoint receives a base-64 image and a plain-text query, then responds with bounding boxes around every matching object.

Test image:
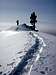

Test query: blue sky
[0,0,56,32]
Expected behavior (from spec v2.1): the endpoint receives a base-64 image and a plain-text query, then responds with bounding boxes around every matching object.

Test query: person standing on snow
[16,20,19,26]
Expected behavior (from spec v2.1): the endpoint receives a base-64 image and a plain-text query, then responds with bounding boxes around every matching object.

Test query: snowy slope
[0,31,35,75]
[0,30,45,75]
[30,32,56,75]
[9,32,45,75]
[0,28,56,75]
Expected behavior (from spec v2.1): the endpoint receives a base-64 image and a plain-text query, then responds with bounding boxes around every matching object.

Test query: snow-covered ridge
[28,32,46,75]
[1,30,56,75]
[0,30,46,75]
[0,24,56,75]
[9,31,46,75]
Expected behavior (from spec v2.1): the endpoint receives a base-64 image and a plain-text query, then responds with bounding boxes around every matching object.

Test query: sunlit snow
[1,31,18,37]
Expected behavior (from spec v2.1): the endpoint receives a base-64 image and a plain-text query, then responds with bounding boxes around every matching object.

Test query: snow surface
[0,25,56,75]
[30,32,56,75]
[9,31,45,75]
[0,31,35,75]
[0,30,45,75]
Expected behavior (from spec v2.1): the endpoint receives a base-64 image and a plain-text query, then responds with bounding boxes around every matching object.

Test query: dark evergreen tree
[30,12,37,30]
